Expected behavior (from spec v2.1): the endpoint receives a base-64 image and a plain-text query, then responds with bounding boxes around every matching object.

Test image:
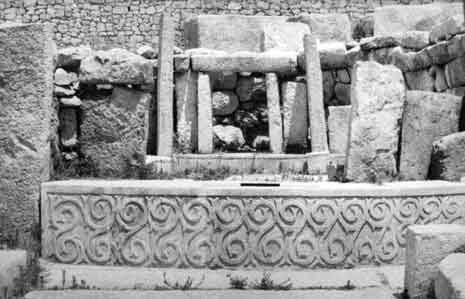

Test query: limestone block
[345,61,406,182]
[0,23,54,240]
[56,45,92,68]
[55,86,75,97]
[136,45,156,59]
[399,91,461,180]
[445,56,465,88]
[59,108,78,148]
[80,87,150,177]
[448,34,465,59]
[175,71,198,153]
[262,22,310,52]
[397,31,430,50]
[54,68,78,86]
[374,3,463,36]
[281,81,308,151]
[210,72,237,90]
[59,96,81,107]
[435,253,465,299]
[156,14,175,156]
[288,13,352,43]
[236,76,266,102]
[0,250,27,292]
[174,54,190,72]
[184,15,288,52]
[433,66,449,92]
[425,41,455,66]
[336,69,350,84]
[80,49,153,86]
[318,42,347,70]
[334,83,351,105]
[304,35,328,152]
[430,132,465,181]
[391,47,432,73]
[405,225,465,299]
[430,15,465,44]
[197,73,214,153]
[265,73,283,154]
[213,125,245,150]
[212,91,239,116]
[322,71,335,105]
[328,105,351,154]
[191,51,298,74]
[404,69,434,91]
[360,36,399,51]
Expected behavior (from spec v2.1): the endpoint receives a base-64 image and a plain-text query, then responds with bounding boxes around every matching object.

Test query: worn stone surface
[197,73,213,153]
[56,45,92,68]
[405,224,465,299]
[156,14,175,156]
[445,56,465,88]
[404,69,435,91]
[55,86,76,97]
[435,253,465,299]
[317,42,347,70]
[59,108,78,148]
[175,71,198,153]
[0,23,54,240]
[212,91,239,116]
[79,48,153,86]
[328,106,351,154]
[346,61,406,182]
[360,36,399,51]
[281,81,308,151]
[265,73,283,154]
[397,31,431,50]
[213,125,245,150]
[262,22,310,52]
[433,66,449,92]
[210,72,237,90]
[288,13,352,43]
[136,45,156,59]
[0,250,27,292]
[334,83,351,105]
[236,76,266,102]
[173,54,190,72]
[304,34,328,152]
[41,180,465,269]
[374,3,463,36]
[55,68,78,86]
[430,132,465,181]
[191,51,298,74]
[430,15,465,44]
[80,87,150,176]
[60,96,82,107]
[336,69,351,84]
[399,91,461,180]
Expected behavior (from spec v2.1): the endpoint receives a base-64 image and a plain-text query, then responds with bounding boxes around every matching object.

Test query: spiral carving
[43,193,465,269]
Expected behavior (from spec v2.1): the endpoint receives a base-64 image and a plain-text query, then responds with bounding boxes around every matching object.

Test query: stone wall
[0,0,452,51]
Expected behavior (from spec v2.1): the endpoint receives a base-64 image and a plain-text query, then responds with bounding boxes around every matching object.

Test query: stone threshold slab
[26,288,397,299]
[40,260,403,291]
[42,179,465,198]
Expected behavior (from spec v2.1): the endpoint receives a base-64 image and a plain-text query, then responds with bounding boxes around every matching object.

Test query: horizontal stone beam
[191,51,298,73]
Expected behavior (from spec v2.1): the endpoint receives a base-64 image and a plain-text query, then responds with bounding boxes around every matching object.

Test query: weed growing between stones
[160,272,205,290]
[250,272,292,290]
[227,274,248,289]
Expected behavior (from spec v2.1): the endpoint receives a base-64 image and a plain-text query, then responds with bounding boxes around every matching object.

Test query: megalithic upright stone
[157,13,175,156]
[265,73,283,153]
[304,34,329,152]
[197,73,214,153]
[0,23,54,244]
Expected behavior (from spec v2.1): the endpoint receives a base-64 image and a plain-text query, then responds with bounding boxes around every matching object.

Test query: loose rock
[212,91,239,116]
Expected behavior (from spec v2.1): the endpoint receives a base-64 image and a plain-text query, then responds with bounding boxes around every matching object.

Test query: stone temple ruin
[3,1,465,299]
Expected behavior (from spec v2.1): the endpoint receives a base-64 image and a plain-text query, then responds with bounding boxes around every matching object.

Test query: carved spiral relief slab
[42,194,465,269]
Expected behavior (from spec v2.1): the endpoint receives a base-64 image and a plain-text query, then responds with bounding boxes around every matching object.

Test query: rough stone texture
[173,54,190,72]
[56,46,92,68]
[136,45,156,59]
[191,51,298,74]
[156,14,175,157]
[0,23,54,240]
[304,34,328,152]
[79,48,153,86]
[445,55,465,88]
[281,81,308,151]
[430,15,465,44]
[59,108,78,148]
[236,76,266,102]
[41,180,465,269]
[60,96,81,107]
[197,73,213,154]
[328,106,351,154]
[430,132,465,181]
[210,72,237,91]
[175,71,198,153]
[262,22,310,52]
[288,13,352,43]
[405,225,465,299]
[374,3,463,36]
[80,87,150,177]
[265,73,283,154]
[212,91,239,116]
[317,42,348,70]
[322,71,335,105]
[404,69,435,91]
[435,253,465,299]
[399,91,461,181]
[397,31,431,50]
[434,65,449,92]
[345,61,406,183]
[334,83,351,105]
[54,68,78,86]
[0,250,27,293]
[213,125,245,150]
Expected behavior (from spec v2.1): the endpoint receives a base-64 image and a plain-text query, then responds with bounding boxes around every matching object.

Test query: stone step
[26,289,397,299]
[40,260,403,292]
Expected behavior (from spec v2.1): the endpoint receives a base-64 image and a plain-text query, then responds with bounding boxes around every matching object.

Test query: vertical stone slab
[157,14,175,156]
[175,71,198,153]
[265,73,283,153]
[281,81,308,151]
[400,91,461,180]
[0,23,54,241]
[197,73,213,153]
[346,61,406,182]
[328,105,351,154]
[304,34,329,152]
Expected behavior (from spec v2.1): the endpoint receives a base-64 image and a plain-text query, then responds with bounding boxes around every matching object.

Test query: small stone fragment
[334,83,351,105]
[212,91,239,116]
[213,125,245,151]
[54,68,78,86]
[56,45,92,68]
[59,96,82,107]
[430,132,465,181]
[137,45,157,59]
[54,86,75,97]
[59,108,78,148]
